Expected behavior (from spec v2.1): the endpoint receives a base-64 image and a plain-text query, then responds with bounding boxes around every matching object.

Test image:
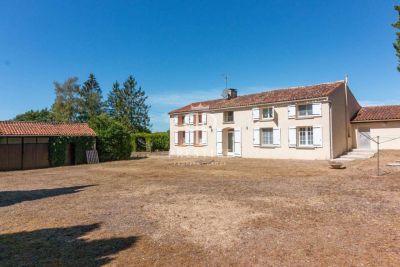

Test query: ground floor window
[261,128,273,145]
[299,127,313,146]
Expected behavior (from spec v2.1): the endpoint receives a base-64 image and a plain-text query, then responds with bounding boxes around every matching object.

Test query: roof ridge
[0,121,89,125]
[361,104,400,108]
[180,80,345,111]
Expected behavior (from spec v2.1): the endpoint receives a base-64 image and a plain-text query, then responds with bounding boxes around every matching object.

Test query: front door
[358,128,371,149]
[227,130,234,155]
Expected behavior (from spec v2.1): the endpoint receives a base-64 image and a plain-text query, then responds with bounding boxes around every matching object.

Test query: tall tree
[394,5,400,72]
[52,77,80,122]
[77,73,103,122]
[14,108,55,122]
[106,75,151,132]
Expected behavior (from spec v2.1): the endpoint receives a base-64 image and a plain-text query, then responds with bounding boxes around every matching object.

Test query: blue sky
[0,0,399,131]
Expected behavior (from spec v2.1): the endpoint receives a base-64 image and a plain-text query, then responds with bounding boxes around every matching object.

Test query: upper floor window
[197,114,203,124]
[298,104,313,117]
[262,107,274,119]
[224,111,234,123]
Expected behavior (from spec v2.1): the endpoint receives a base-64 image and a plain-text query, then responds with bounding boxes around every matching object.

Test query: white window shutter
[313,126,322,147]
[288,105,296,118]
[202,129,207,145]
[202,113,207,124]
[184,115,189,125]
[273,128,281,146]
[189,130,194,145]
[253,128,260,146]
[185,130,189,144]
[216,128,223,155]
[174,131,178,144]
[234,127,241,156]
[173,116,178,126]
[252,108,260,121]
[189,114,194,125]
[312,103,322,116]
[288,127,297,147]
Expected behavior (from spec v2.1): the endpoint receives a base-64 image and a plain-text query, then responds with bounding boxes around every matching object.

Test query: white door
[227,130,234,156]
[358,128,371,149]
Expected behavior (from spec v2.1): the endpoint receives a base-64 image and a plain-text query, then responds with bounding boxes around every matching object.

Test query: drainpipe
[344,76,349,151]
[329,101,333,159]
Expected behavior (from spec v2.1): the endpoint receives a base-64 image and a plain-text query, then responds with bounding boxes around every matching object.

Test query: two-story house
[169,80,400,160]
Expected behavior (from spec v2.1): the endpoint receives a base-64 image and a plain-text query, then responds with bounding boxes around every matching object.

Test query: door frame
[357,128,371,149]
[227,129,235,156]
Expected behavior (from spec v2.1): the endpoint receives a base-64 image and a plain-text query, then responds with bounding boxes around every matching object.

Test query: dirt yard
[1,151,400,266]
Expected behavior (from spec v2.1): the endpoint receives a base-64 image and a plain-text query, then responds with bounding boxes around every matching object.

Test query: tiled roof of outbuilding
[352,105,400,122]
[0,121,96,136]
[169,80,345,114]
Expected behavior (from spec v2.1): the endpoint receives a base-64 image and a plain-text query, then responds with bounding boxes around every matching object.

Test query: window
[37,137,49,144]
[224,111,234,123]
[24,137,37,144]
[262,107,273,119]
[298,104,313,117]
[0,137,6,144]
[198,114,203,124]
[178,131,185,145]
[7,137,22,144]
[299,127,313,146]
[261,128,273,145]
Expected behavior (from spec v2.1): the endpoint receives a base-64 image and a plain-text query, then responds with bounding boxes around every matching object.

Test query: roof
[169,80,345,114]
[0,121,96,136]
[352,105,400,122]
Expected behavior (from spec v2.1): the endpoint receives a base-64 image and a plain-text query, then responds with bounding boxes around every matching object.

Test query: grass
[1,151,400,266]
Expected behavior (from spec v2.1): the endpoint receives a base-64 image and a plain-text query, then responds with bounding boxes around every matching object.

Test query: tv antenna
[222,73,228,89]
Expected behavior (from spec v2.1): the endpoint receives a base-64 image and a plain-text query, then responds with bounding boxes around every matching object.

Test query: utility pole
[377,136,380,176]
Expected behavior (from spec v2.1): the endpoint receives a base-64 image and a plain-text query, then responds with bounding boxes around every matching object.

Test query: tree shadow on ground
[0,223,138,266]
[0,185,95,208]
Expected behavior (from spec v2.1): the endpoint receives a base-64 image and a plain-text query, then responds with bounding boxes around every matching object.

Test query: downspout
[329,101,333,159]
[344,76,349,151]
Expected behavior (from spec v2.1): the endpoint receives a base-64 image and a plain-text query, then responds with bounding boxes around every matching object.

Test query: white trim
[253,128,260,146]
[252,108,260,121]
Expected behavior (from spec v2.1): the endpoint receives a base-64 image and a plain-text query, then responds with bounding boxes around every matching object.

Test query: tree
[77,73,103,122]
[89,114,132,162]
[52,77,80,122]
[106,75,151,132]
[394,5,400,72]
[14,108,55,122]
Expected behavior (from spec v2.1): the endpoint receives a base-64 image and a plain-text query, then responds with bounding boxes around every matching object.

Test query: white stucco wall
[169,99,334,160]
[352,121,400,150]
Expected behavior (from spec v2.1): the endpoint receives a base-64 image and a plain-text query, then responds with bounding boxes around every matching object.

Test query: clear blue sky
[0,0,399,131]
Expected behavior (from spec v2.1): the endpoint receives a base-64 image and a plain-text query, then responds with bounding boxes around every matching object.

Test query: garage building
[0,121,96,171]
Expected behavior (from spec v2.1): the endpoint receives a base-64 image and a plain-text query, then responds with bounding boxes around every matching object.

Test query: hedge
[48,136,95,167]
[131,132,169,152]
[89,114,132,162]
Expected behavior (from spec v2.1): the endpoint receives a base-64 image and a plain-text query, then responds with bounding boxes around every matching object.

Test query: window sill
[259,118,274,121]
[194,144,207,147]
[296,115,321,120]
[297,145,315,149]
[260,145,279,148]
[223,121,235,124]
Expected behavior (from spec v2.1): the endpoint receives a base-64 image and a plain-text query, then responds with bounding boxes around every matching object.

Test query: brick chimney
[227,88,238,99]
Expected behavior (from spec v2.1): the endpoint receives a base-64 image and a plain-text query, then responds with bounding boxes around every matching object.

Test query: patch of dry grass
[1,151,400,266]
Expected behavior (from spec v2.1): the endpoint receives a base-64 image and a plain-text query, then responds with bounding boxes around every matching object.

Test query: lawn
[1,151,400,266]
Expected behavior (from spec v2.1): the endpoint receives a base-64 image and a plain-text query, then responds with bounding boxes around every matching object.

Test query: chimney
[227,88,238,99]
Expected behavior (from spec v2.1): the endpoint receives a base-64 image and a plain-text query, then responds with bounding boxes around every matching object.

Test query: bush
[131,132,169,152]
[89,114,132,162]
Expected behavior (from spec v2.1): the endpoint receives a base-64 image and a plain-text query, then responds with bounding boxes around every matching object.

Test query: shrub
[89,114,132,162]
[131,132,169,152]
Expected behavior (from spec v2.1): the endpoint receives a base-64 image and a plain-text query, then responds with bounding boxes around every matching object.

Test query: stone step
[387,163,400,166]
[334,157,355,161]
[348,151,376,156]
[340,154,373,159]
[351,149,376,153]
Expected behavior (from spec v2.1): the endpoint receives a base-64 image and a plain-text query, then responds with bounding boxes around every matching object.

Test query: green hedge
[131,132,169,152]
[89,114,132,162]
[48,136,95,167]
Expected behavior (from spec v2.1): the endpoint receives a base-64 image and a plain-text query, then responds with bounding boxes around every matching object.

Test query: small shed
[0,121,96,171]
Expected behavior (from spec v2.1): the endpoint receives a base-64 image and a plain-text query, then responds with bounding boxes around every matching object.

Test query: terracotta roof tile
[0,121,96,136]
[169,80,345,114]
[352,105,400,122]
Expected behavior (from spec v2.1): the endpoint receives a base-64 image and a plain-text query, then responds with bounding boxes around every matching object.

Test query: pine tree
[52,77,80,122]
[394,5,400,72]
[77,73,103,122]
[106,76,151,132]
